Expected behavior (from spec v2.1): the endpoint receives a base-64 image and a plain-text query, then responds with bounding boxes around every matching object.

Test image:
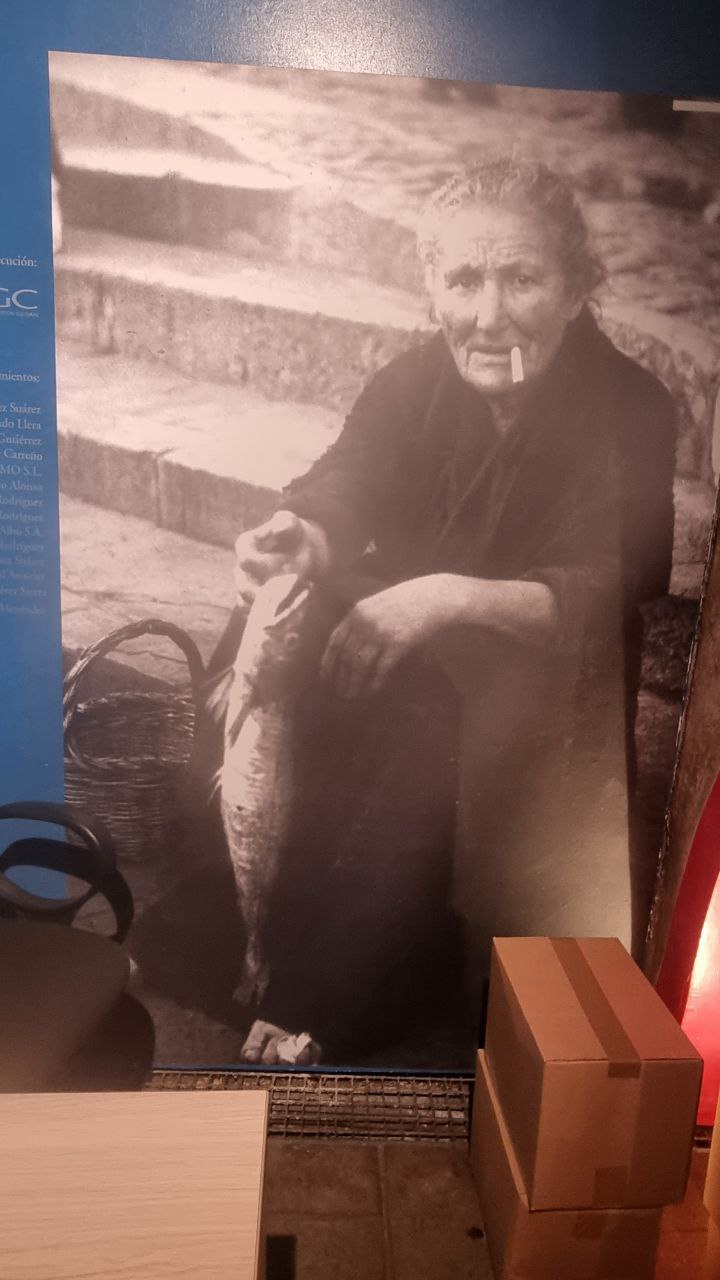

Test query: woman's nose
[472,280,505,331]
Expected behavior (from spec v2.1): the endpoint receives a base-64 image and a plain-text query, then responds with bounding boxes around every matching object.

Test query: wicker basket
[63,618,205,861]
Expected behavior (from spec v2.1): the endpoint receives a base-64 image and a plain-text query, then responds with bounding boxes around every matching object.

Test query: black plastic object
[0,801,133,942]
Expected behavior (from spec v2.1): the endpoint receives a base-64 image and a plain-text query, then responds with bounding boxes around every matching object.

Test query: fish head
[232,573,319,708]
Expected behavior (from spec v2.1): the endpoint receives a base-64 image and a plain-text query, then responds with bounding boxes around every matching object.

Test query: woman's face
[428,201,583,398]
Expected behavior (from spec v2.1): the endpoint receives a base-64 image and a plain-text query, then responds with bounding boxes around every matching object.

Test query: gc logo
[0,289,39,311]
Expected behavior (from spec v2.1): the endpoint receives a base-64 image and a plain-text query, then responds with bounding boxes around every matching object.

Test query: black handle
[0,801,116,877]
[0,802,133,942]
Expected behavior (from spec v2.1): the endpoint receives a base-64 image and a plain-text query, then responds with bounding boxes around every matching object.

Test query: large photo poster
[39,53,720,1070]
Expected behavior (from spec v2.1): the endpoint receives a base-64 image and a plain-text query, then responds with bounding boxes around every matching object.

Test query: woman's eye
[448,269,479,290]
[513,273,535,288]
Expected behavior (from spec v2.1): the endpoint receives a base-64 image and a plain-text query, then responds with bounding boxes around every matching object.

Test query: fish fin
[264,575,311,626]
[232,972,258,1007]
[200,666,235,725]
[207,767,223,803]
[232,955,269,1008]
[225,696,253,750]
[256,964,270,1004]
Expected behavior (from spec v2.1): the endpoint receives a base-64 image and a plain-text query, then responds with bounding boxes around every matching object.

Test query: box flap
[476,1049,530,1207]
[550,938,642,1076]
[493,937,609,1064]
[577,938,702,1063]
[494,936,700,1068]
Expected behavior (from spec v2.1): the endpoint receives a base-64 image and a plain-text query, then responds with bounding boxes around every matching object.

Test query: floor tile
[264,1140,382,1217]
[662,1148,711,1232]
[388,1214,493,1280]
[263,1213,387,1280]
[381,1141,481,1224]
[655,1228,709,1279]
[689,1147,710,1198]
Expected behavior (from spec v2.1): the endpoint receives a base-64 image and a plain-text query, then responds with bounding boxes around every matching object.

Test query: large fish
[211,573,323,1008]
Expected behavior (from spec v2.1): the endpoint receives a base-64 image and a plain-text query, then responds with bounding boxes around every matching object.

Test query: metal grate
[146,1070,471,1141]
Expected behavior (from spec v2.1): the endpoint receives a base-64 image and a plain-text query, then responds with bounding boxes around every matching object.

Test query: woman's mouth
[467,346,512,361]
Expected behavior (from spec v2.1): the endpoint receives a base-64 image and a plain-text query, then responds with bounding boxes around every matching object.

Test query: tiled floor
[261,1140,711,1279]
[657,1147,712,1279]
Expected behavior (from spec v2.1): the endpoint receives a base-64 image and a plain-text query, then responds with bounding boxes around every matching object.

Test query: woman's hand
[320,577,449,699]
[234,511,330,608]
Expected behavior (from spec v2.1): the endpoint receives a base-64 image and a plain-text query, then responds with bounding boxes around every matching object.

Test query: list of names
[0,373,48,616]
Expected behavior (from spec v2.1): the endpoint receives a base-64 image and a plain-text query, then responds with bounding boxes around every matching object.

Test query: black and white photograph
[49,52,720,1071]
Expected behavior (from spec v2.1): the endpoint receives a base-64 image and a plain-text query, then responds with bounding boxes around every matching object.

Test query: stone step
[56,341,341,549]
[55,342,715,597]
[54,228,428,414]
[49,54,720,312]
[60,144,298,256]
[58,143,424,296]
[49,53,327,172]
[50,57,425,296]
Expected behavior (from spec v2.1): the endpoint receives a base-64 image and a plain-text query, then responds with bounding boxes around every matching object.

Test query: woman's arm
[280,347,429,567]
[428,573,560,646]
[320,572,559,698]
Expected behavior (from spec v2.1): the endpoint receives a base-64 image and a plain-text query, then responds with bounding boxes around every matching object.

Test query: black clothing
[237,311,676,1063]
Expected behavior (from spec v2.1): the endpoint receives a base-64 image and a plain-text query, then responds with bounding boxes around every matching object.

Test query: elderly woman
[227,156,676,1066]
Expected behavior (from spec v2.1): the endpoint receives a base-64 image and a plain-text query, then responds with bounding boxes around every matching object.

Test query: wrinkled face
[427,202,583,398]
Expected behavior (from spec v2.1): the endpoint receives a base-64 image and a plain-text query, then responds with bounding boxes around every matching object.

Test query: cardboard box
[471,1050,661,1280]
[485,937,702,1211]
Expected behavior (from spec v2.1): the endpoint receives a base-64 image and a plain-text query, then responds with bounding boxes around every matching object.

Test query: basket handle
[62,617,205,738]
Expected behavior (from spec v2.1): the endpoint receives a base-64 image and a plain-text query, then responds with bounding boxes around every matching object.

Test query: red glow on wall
[657,771,720,1126]
[682,871,720,1125]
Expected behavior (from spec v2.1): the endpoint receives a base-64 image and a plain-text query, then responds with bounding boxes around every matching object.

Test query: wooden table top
[0,1090,268,1279]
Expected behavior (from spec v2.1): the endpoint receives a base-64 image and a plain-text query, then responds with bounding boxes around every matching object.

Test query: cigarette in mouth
[511,346,524,383]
